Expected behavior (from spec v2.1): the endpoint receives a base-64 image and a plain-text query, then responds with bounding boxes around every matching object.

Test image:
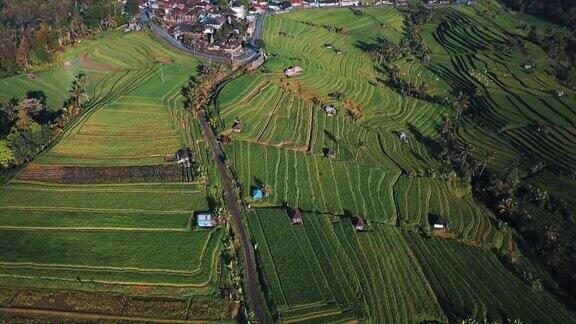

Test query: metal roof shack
[197,213,215,227]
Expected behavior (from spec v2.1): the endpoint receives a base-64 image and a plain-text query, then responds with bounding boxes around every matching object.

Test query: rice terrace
[0,0,576,322]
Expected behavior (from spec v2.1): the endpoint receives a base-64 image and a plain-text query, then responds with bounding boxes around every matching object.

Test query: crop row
[0,287,234,320]
[227,141,398,222]
[247,208,446,322]
[405,231,575,322]
[17,163,195,184]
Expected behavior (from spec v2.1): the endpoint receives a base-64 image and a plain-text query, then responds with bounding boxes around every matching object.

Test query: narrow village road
[196,111,266,323]
[148,14,264,63]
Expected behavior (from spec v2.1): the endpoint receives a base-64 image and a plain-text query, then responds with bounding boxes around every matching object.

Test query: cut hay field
[215,5,576,323]
[0,29,227,314]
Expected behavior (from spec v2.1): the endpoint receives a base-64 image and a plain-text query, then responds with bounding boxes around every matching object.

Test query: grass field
[216,4,576,322]
[0,30,225,304]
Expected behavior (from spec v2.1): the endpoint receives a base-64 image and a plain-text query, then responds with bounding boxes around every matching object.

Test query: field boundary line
[0,274,210,288]
[0,306,208,323]
[0,206,194,214]
[0,226,187,232]
[0,262,203,276]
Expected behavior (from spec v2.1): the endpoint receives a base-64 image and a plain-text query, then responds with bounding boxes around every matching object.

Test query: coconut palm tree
[497,197,518,217]
[454,93,470,118]
[478,150,495,176]
[457,143,475,170]
[440,115,456,140]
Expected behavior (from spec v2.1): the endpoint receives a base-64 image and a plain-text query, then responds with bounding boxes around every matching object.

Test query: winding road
[148,14,264,64]
[196,111,266,323]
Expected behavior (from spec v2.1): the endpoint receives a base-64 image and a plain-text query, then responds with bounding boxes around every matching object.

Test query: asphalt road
[196,111,266,323]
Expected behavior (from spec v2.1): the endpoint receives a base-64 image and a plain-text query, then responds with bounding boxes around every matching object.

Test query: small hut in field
[324,106,337,117]
[175,148,194,164]
[284,66,303,77]
[325,148,337,159]
[197,213,215,228]
[232,119,244,133]
[291,208,303,225]
[354,215,365,231]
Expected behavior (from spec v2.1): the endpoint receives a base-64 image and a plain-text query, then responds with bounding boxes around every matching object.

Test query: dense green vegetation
[215,4,576,322]
[0,0,130,77]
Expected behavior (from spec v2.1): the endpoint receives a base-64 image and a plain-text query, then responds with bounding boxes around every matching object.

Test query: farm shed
[428,213,448,229]
[197,213,215,227]
[175,148,194,164]
[284,66,303,77]
[291,208,303,225]
[325,148,337,158]
[232,119,244,133]
[324,106,337,116]
[354,216,365,231]
[252,187,264,200]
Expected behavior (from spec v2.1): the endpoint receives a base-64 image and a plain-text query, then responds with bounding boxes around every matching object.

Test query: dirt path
[0,307,204,323]
[196,110,266,323]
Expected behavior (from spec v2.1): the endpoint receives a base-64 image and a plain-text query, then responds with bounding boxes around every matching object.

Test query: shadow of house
[428,213,448,229]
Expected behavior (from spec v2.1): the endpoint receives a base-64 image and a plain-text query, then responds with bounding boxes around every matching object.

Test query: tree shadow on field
[407,123,441,156]
[354,40,376,54]
[323,130,337,143]
[206,196,218,211]
[253,177,263,187]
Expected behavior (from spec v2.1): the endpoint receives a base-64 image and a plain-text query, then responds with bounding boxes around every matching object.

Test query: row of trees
[0,0,132,77]
[0,74,87,171]
[526,26,576,89]
[500,0,576,32]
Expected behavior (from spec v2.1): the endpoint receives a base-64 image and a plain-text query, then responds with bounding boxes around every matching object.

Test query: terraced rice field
[248,208,445,323]
[0,31,223,300]
[216,5,576,322]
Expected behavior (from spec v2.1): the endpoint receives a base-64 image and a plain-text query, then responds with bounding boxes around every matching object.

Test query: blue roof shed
[197,213,215,228]
[252,188,264,200]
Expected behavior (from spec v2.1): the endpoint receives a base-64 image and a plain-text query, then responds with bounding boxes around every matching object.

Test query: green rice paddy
[216,5,576,322]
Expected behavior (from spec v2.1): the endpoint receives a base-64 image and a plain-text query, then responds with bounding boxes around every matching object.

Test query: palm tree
[440,115,455,141]
[457,143,475,170]
[497,197,518,217]
[454,93,470,118]
[478,150,495,176]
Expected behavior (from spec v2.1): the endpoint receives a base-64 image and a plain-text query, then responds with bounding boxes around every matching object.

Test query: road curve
[196,111,266,323]
[148,14,264,64]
